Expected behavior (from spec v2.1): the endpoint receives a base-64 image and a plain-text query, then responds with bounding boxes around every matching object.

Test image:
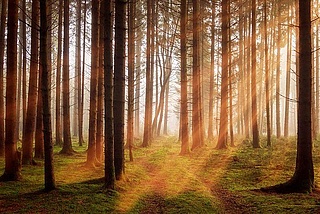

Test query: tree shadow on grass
[127,191,219,214]
[0,177,119,213]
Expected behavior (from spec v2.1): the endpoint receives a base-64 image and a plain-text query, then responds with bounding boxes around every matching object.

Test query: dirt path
[115,143,250,213]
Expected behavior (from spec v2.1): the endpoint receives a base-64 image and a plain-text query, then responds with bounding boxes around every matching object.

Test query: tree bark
[40,0,56,191]
[22,0,39,164]
[104,0,115,190]
[0,0,22,181]
[0,0,7,157]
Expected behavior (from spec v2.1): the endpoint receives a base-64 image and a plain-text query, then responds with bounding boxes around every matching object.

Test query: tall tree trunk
[73,0,81,138]
[79,0,87,147]
[142,0,152,147]
[135,38,141,137]
[191,0,202,150]
[208,1,215,140]
[262,0,314,193]
[104,0,115,190]
[22,0,39,165]
[276,4,281,138]
[35,58,44,158]
[55,0,63,146]
[87,0,99,166]
[40,0,56,191]
[96,0,104,162]
[114,0,126,180]
[228,1,234,147]
[264,0,271,146]
[251,0,260,148]
[60,0,74,154]
[216,0,228,149]
[0,0,7,157]
[127,0,135,162]
[180,0,189,155]
[0,0,22,181]
[21,0,27,143]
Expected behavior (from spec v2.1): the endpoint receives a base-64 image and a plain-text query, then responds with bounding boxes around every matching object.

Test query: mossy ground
[0,136,320,213]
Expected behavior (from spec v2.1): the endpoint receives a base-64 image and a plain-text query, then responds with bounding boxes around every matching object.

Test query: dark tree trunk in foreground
[0,0,7,157]
[40,0,56,191]
[180,0,189,155]
[0,0,22,181]
[23,0,39,165]
[262,0,314,193]
[104,0,115,189]
[60,0,74,154]
[216,0,228,150]
[114,0,126,180]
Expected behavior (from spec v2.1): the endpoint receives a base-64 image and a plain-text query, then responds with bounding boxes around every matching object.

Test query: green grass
[0,136,320,213]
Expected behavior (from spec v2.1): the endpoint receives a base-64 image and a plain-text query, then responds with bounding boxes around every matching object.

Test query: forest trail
[115,139,249,213]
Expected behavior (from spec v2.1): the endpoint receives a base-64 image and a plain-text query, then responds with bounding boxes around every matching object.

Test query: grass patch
[0,136,320,213]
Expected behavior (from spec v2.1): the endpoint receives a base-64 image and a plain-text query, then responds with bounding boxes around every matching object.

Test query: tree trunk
[142,0,153,147]
[276,4,281,138]
[180,0,189,155]
[264,0,271,146]
[87,0,99,166]
[114,0,126,180]
[191,0,202,150]
[0,0,7,157]
[22,0,39,164]
[251,0,260,148]
[55,0,63,146]
[0,0,22,181]
[127,0,135,162]
[262,0,314,193]
[96,0,104,162]
[40,0,56,191]
[104,0,115,190]
[216,0,228,150]
[208,1,215,140]
[60,0,74,155]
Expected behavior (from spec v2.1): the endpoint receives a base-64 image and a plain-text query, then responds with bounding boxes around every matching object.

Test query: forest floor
[0,136,320,213]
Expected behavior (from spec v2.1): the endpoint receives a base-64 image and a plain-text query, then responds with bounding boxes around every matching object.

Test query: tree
[0,0,22,181]
[55,0,63,146]
[216,0,228,150]
[127,0,135,162]
[251,0,260,148]
[142,0,153,147]
[40,0,56,191]
[60,0,74,154]
[87,0,99,166]
[0,0,7,157]
[114,0,126,180]
[191,0,203,150]
[264,0,271,146]
[22,0,39,165]
[104,0,115,189]
[180,0,189,155]
[262,0,314,193]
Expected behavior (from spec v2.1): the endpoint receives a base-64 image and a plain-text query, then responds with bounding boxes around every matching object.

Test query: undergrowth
[0,136,319,213]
